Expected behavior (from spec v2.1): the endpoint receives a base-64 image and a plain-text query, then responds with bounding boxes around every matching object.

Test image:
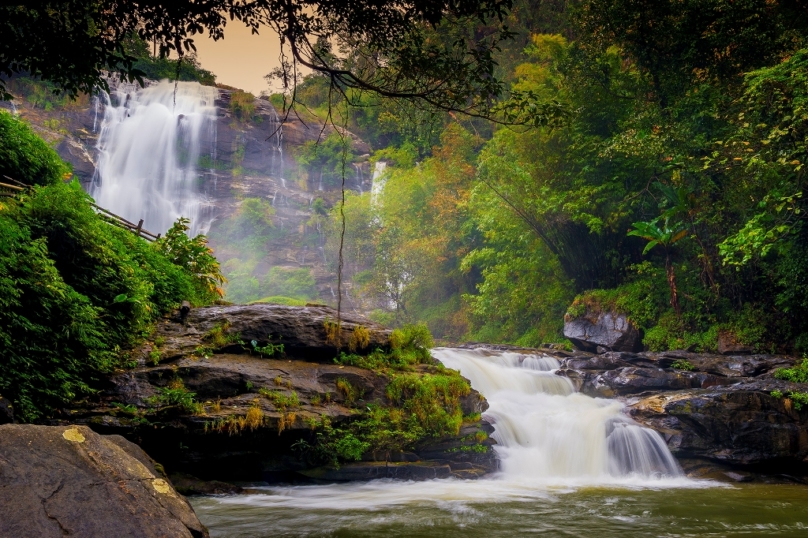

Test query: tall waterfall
[90,80,218,236]
[433,348,682,481]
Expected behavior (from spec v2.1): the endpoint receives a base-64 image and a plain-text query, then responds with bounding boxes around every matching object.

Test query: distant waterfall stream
[90,80,218,236]
[432,348,682,481]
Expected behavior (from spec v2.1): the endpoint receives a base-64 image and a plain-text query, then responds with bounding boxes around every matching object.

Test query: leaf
[642,240,659,255]
[113,293,128,304]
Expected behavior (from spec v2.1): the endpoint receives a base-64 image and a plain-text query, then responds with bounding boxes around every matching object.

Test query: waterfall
[432,348,682,481]
[353,163,364,194]
[267,105,284,180]
[370,161,387,206]
[90,80,218,236]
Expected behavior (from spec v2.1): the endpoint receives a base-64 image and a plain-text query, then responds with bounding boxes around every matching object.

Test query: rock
[563,310,642,353]
[0,396,13,424]
[152,303,391,362]
[0,424,207,538]
[628,380,808,469]
[59,305,494,484]
[299,461,454,481]
[169,473,243,495]
[555,349,808,474]
[717,330,754,355]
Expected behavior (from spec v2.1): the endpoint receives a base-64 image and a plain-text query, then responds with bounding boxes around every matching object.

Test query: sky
[193,23,283,95]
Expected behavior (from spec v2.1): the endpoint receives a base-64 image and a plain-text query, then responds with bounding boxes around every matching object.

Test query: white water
[192,347,709,529]
[369,161,388,207]
[433,348,682,482]
[90,80,218,235]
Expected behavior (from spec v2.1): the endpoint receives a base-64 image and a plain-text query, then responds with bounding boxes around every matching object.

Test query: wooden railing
[1,175,161,242]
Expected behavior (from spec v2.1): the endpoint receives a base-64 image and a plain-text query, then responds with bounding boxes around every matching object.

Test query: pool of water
[191,479,808,537]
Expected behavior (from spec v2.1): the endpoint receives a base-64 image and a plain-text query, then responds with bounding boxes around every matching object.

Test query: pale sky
[193,23,284,95]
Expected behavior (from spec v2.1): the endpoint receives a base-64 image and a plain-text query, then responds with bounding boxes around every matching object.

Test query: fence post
[135,219,144,237]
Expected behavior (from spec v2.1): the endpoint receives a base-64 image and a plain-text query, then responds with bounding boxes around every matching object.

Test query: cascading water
[90,80,218,236]
[370,161,388,207]
[266,105,284,181]
[353,163,364,194]
[433,348,682,481]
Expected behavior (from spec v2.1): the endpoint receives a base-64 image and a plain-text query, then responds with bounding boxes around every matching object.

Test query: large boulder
[628,383,808,467]
[151,303,391,363]
[0,424,207,538]
[563,310,642,353]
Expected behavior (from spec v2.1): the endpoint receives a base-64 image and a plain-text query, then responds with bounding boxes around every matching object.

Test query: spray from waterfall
[432,348,682,481]
[90,80,218,236]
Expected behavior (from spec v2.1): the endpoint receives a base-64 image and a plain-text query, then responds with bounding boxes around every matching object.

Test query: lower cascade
[432,347,682,481]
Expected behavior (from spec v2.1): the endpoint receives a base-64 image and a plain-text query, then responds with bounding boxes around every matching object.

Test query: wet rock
[153,303,391,363]
[0,424,207,538]
[169,473,243,495]
[628,380,808,469]
[557,351,794,397]
[563,311,642,353]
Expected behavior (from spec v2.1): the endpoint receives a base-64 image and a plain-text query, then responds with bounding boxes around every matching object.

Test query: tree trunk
[665,253,681,317]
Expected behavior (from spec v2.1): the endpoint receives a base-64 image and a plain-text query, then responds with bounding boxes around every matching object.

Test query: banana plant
[628,216,689,317]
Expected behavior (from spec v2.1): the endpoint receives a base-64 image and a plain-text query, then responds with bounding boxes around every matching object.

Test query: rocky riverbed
[542,347,808,480]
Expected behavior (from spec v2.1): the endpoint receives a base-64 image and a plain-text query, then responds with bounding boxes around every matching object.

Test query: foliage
[296,132,355,190]
[1,0,520,129]
[122,34,215,85]
[229,90,256,122]
[300,365,473,466]
[154,217,226,301]
[774,360,808,384]
[250,339,284,358]
[0,110,71,186]
[0,129,219,420]
[671,360,695,372]
[150,378,202,414]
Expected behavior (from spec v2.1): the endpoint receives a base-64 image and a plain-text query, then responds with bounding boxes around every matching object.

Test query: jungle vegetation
[300,0,808,353]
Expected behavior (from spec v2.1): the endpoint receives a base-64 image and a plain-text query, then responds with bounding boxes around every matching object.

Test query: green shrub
[774,359,808,383]
[671,359,695,371]
[0,177,220,420]
[0,110,71,186]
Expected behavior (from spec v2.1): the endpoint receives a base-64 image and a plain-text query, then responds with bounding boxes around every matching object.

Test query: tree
[1,0,523,121]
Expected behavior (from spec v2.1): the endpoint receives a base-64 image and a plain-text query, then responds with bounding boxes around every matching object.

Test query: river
[190,347,808,537]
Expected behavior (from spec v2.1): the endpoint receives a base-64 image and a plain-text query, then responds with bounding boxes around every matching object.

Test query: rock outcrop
[563,310,642,353]
[0,424,207,538]
[151,303,392,362]
[553,349,808,477]
[58,304,496,483]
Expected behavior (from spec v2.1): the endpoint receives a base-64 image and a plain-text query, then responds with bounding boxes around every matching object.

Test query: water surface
[191,481,808,537]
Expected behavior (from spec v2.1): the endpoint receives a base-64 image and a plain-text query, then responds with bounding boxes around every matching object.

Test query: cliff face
[1,80,373,304]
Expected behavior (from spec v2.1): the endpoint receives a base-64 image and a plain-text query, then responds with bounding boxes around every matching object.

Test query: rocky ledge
[552,349,808,479]
[57,304,496,485]
[0,424,207,538]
